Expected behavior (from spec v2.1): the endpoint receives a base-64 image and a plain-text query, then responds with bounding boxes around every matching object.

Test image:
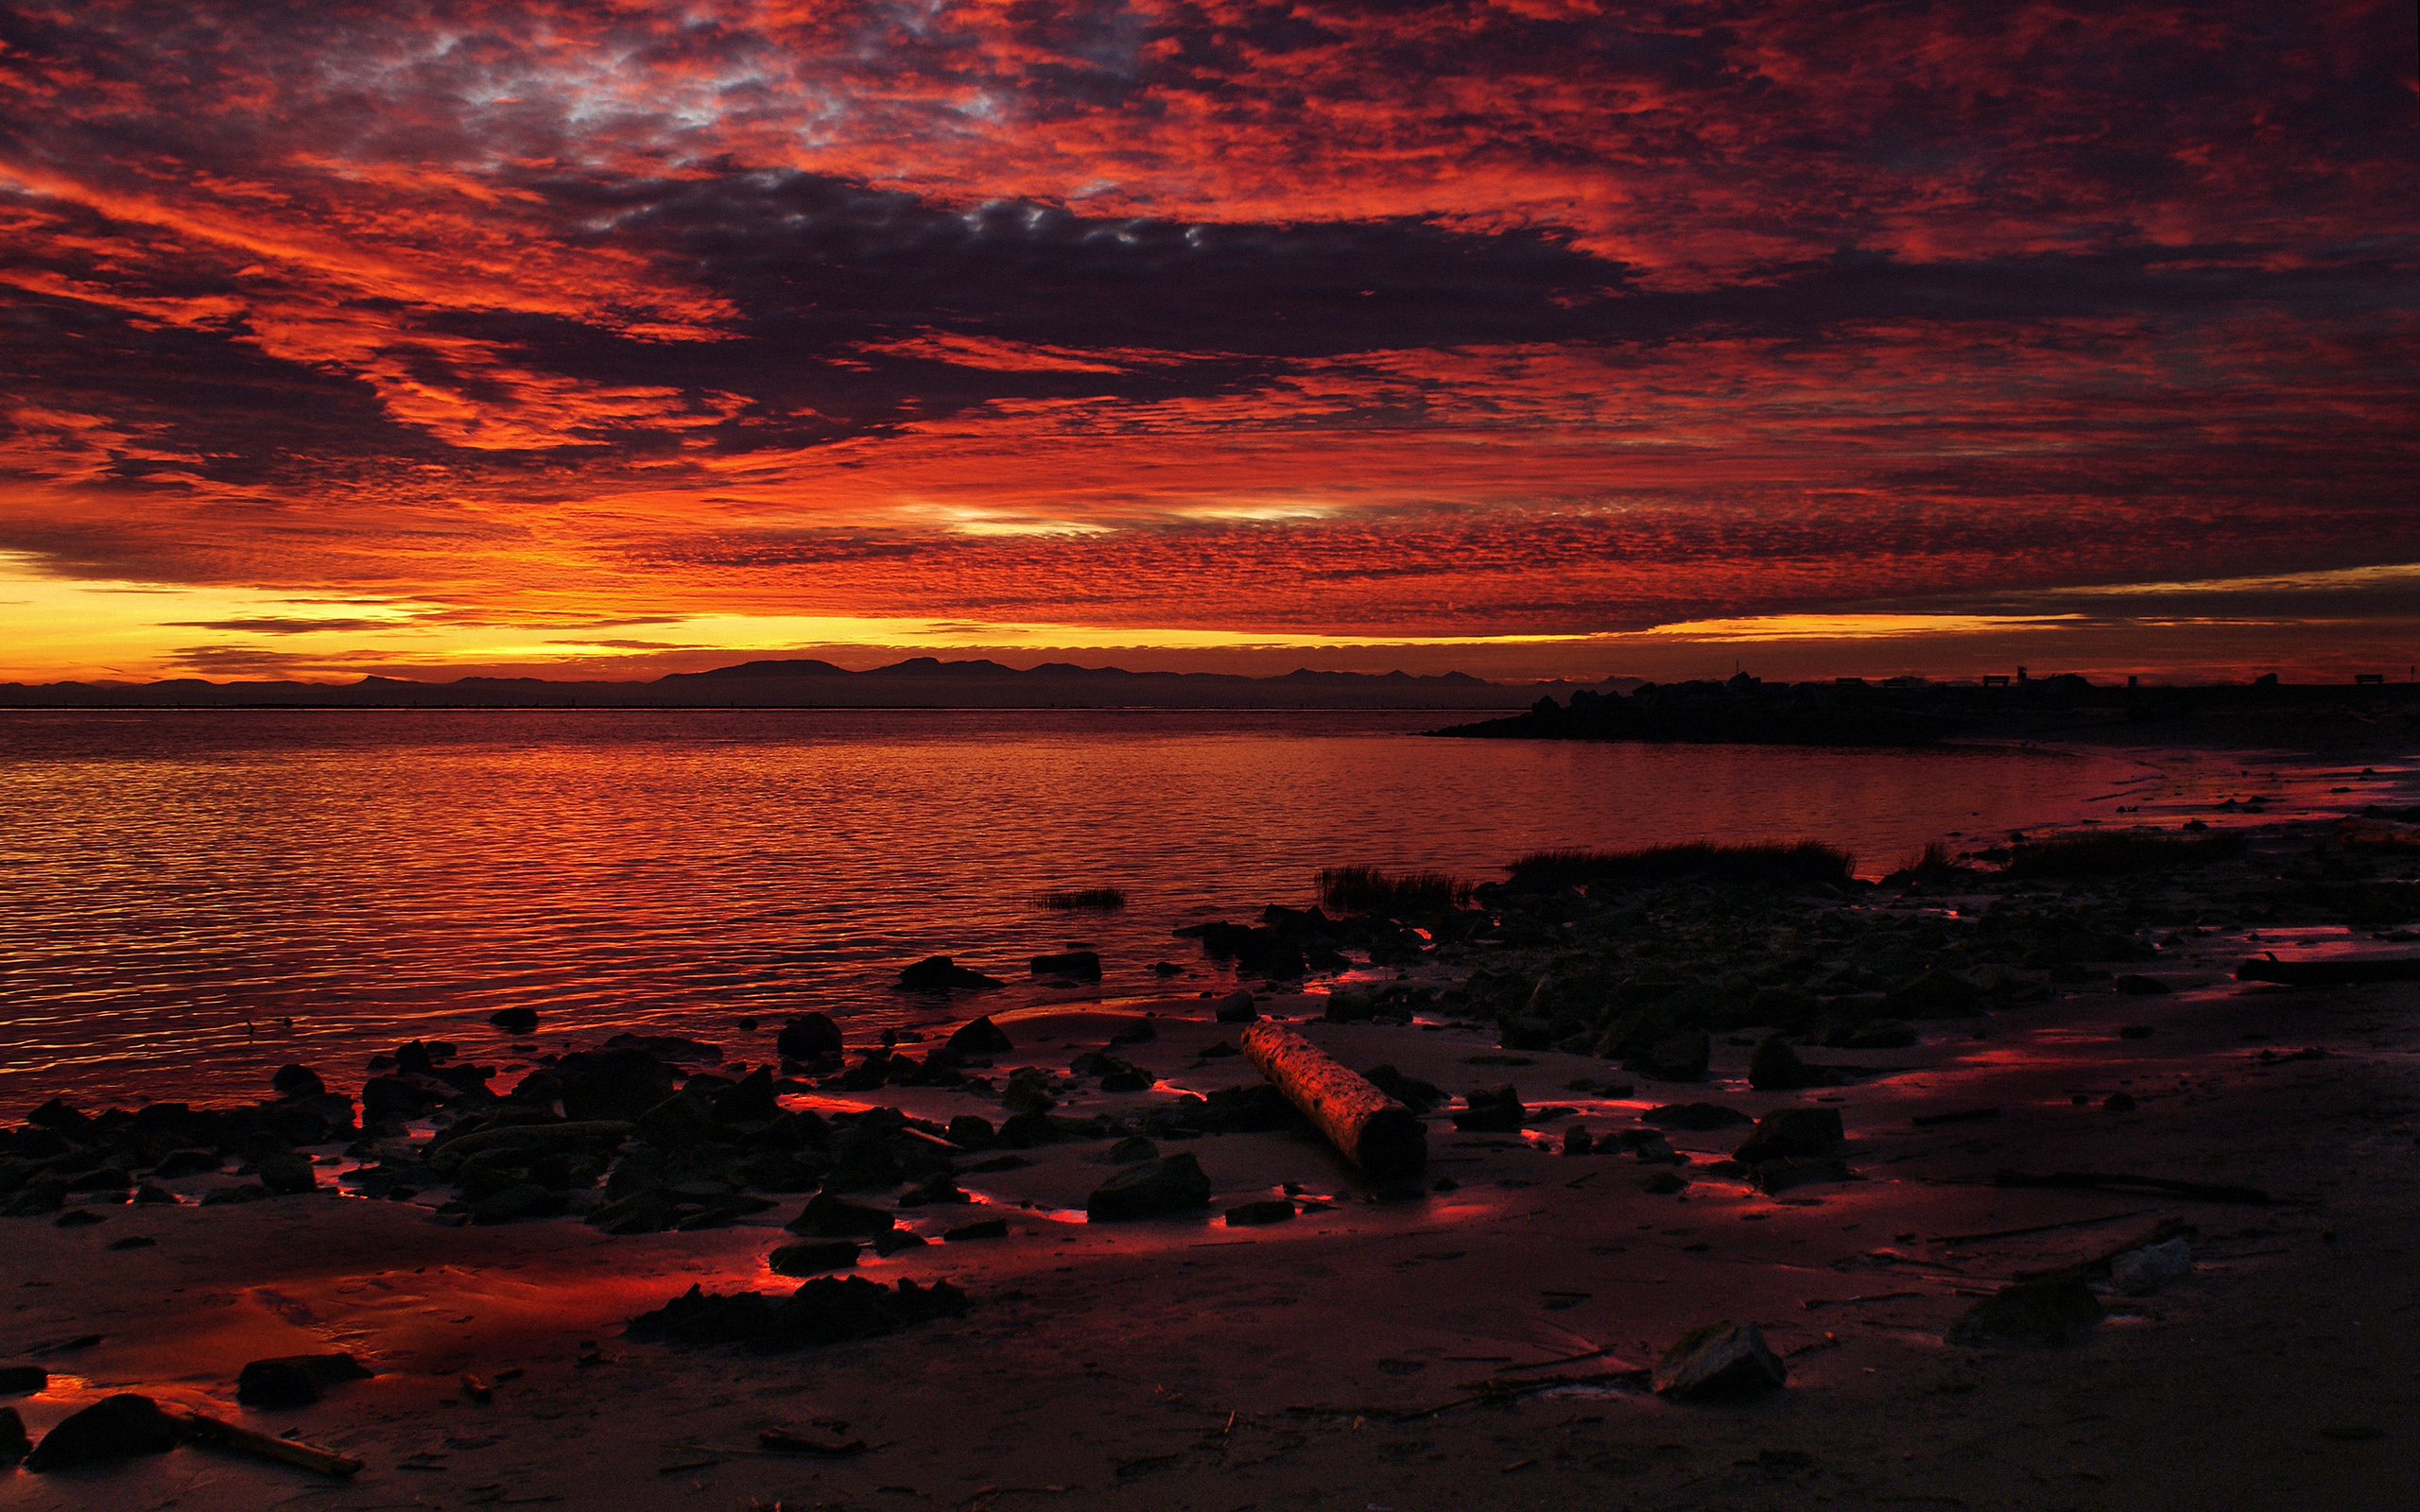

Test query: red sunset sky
[1,1,2413,685]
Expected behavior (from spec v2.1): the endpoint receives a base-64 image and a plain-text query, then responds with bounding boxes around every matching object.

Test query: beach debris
[1213,990,1259,1022]
[627,1276,968,1353]
[22,1393,178,1471]
[0,1367,47,1395]
[2236,955,2420,986]
[1029,950,1101,980]
[1734,1108,1844,1163]
[1652,1323,1786,1400]
[173,1406,363,1477]
[1087,1153,1215,1220]
[1643,1102,1753,1131]
[0,1406,26,1465]
[1945,1278,2102,1347]
[1452,1085,1526,1132]
[898,955,1006,991]
[2110,1236,2194,1295]
[1992,1168,2287,1205]
[769,1239,862,1275]
[235,1352,372,1408]
[1241,1022,1427,1176]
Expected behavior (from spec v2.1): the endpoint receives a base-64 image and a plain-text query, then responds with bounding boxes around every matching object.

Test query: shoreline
[6,764,2420,1508]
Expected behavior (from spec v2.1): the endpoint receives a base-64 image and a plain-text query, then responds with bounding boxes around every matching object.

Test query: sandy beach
[5,726,2417,1512]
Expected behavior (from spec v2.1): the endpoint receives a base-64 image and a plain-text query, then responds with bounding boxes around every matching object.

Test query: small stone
[1451,1085,1525,1132]
[1212,991,1259,1023]
[1734,1108,1844,1163]
[1642,1103,1753,1131]
[270,1063,326,1097]
[1640,1171,1690,1194]
[24,1394,178,1472]
[199,1182,272,1206]
[1030,950,1103,980]
[1223,1199,1295,1227]
[778,1013,845,1059]
[2110,1237,2192,1296]
[1561,1126,1594,1156]
[487,1006,540,1033]
[1103,1136,1160,1165]
[1108,1019,1157,1045]
[131,1183,177,1206]
[787,1193,898,1238]
[1652,1323,1786,1400]
[870,1228,927,1256]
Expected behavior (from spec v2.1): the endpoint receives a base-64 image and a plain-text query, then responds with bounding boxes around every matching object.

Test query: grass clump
[2003,831,2247,879]
[1507,841,1857,890]
[1317,865,1473,913]
[1039,887,1127,911]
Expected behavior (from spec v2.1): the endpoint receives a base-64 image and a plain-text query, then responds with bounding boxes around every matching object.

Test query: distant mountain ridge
[0,657,1607,710]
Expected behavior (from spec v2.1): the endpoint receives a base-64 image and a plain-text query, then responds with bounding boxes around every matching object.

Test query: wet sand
[5,738,2418,1510]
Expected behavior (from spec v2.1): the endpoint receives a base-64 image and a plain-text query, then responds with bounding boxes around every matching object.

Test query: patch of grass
[2002,831,2248,879]
[1039,887,1127,910]
[1317,865,1473,914]
[1506,841,1856,889]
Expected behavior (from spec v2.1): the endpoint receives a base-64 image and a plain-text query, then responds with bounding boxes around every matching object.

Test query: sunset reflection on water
[0,709,2128,1108]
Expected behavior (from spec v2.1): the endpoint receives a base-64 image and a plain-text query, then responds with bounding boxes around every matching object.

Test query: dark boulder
[1363,1065,1445,1112]
[0,1366,48,1394]
[1627,1030,1711,1083]
[1734,1108,1845,1163]
[269,1064,325,1098]
[1223,1199,1295,1227]
[1747,1035,1855,1091]
[1652,1323,1786,1400]
[1450,1085,1525,1132]
[555,1048,680,1122]
[235,1352,372,1408]
[1030,951,1102,980]
[0,1405,25,1466]
[24,1393,178,1472]
[945,1016,1015,1057]
[1212,991,1259,1023]
[945,1115,996,1148]
[711,1067,779,1123]
[1086,1153,1214,1221]
[777,1013,845,1060]
[150,1148,223,1179]
[199,1182,271,1206]
[786,1193,897,1238]
[1945,1277,2102,1346]
[768,1240,860,1276]
[488,1006,540,1033]
[898,956,1006,991]
[627,1276,967,1353]
[257,1153,318,1195]
[1108,1019,1157,1045]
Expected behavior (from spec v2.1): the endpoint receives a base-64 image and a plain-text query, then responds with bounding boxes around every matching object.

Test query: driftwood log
[1240,1022,1426,1177]
[172,1408,363,1477]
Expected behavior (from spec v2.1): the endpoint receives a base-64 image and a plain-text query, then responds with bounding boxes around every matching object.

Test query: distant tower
[2016,666,2029,683]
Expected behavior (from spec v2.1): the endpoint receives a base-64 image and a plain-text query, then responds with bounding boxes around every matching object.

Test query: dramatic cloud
[0,1,2412,680]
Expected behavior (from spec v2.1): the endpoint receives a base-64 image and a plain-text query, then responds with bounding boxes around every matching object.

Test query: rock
[1151,961,1184,976]
[555,1048,679,1121]
[1108,1019,1157,1045]
[151,1148,223,1178]
[1652,1323,1786,1400]
[23,1393,178,1471]
[1213,991,1259,1023]
[1451,1085,1525,1132]
[1640,1170,1690,1194]
[1629,1030,1711,1083]
[487,1006,540,1033]
[0,1367,48,1395]
[257,1153,318,1194]
[602,1033,722,1062]
[236,1352,372,1408]
[107,1235,157,1248]
[945,1015,1015,1057]
[870,1228,926,1256]
[472,1183,560,1224]
[2111,1237,2193,1296]
[768,1240,861,1276]
[1029,950,1102,980]
[1086,1153,1214,1221]
[1000,1068,1058,1117]
[1198,1040,1241,1059]
[53,1210,104,1228]
[199,1182,272,1206]
[2103,1091,2137,1111]
[270,1063,325,1097]
[1945,1277,2102,1346]
[899,956,1006,991]
[786,1193,897,1238]
[1629,1133,1687,1166]
[1750,1156,1855,1193]
[945,1115,996,1148]
[1881,967,1982,1018]
[895,1171,970,1208]
[626,1276,967,1353]
[1733,1108,1844,1163]
[1748,1035,1853,1091]
[777,1014,845,1060]
[1561,1126,1594,1155]
[1841,1018,1918,1049]
[1103,1136,1160,1164]
[0,1405,25,1466]
[1641,1102,1753,1130]
[711,1066,779,1122]
[2115,975,2169,996]
[943,1217,1010,1241]
[1223,1199,1295,1227]
[130,1183,175,1207]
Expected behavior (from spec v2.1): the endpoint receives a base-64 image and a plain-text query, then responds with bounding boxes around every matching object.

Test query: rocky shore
[4,782,2418,1508]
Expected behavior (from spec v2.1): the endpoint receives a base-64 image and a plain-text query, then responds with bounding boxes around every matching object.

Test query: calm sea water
[0,710,2135,1110]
